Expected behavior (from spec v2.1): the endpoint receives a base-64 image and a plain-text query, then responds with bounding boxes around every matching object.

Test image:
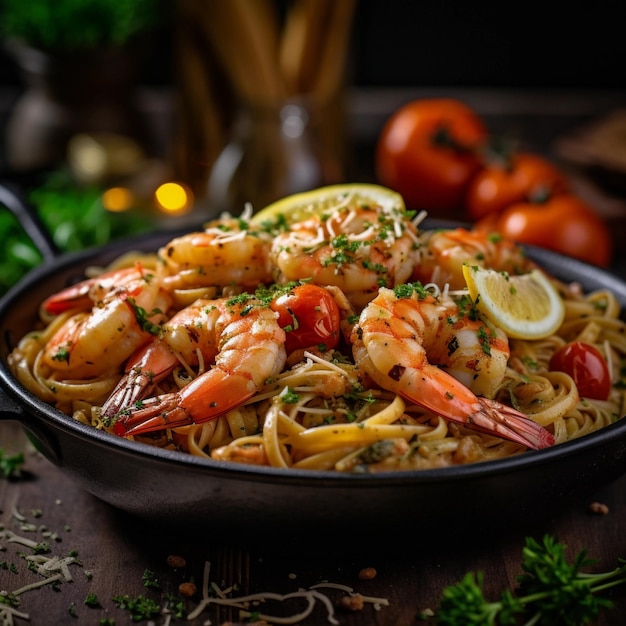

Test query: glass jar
[207,98,343,216]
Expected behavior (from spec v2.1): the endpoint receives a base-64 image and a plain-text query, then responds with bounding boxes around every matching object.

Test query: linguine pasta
[7,228,626,473]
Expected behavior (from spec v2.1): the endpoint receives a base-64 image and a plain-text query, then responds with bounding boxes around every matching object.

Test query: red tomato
[270,284,341,353]
[466,152,569,220]
[549,341,611,400]
[376,98,487,215]
[477,193,613,267]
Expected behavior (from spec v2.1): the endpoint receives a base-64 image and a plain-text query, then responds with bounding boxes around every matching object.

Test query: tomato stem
[430,124,476,154]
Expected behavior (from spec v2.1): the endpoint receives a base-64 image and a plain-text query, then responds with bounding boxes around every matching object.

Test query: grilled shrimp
[42,266,151,316]
[100,297,223,419]
[41,263,171,379]
[351,285,554,449]
[413,227,535,290]
[157,209,274,291]
[270,195,420,308]
[112,294,286,437]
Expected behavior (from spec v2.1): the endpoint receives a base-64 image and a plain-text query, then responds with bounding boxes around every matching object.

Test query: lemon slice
[462,264,565,340]
[250,183,405,226]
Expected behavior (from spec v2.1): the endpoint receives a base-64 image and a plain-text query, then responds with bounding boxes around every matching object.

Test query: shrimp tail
[355,346,554,451]
[113,393,191,436]
[406,364,554,449]
[114,368,260,437]
[101,340,178,421]
[42,280,97,315]
[42,265,152,315]
[470,398,555,450]
[402,364,554,450]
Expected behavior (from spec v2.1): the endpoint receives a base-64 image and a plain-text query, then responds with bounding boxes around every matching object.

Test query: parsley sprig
[436,535,626,625]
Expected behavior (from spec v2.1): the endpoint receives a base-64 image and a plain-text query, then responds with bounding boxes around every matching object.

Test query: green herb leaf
[0,449,24,478]
[435,535,626,625]
[112,594,161,622]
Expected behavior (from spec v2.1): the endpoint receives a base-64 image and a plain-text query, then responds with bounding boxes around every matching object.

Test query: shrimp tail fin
[102,341,178,421]
[42,283,94,314]
[113,393,194,437]
[471,398,555,450]
[114,368,260,437]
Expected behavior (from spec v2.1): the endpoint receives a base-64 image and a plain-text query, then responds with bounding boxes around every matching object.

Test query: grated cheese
[0,512,82,626]
[0,602,30,626]
[186,561,390,624]
[2,500,391,625]
[11,572,64,596]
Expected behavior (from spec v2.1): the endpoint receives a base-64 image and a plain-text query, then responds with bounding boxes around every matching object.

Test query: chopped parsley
[128,299,163,336]
[0,449,24,478]
[476,326,492,356]
[142,568,161,589]
[84,592,101,608]
[281,388,301,404]
[51,346,71,363]
[393,282,429,299]
[112,594,161,622]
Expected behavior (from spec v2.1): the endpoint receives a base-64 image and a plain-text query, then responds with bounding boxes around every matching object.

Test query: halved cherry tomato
[376,98,487,216]
[549,341,611,400]
[466,152,569,220]
[476,193,613,267]
[270,284,341,353]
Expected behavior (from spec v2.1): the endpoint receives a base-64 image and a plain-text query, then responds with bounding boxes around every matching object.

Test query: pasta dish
[8,187,626,472]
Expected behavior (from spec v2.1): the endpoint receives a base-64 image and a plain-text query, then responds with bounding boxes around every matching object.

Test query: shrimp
[112,295,286,437]
[270,196,420,309]
[157,209,273,292]
[350,285,555,449]
[42,265,150,315]
[413,227,536,290]
[101,297,225,419]
[41,263,172,379]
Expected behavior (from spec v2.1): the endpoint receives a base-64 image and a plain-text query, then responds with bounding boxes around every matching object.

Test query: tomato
[270,284,341,353]
[466,152,569,220]
[375,98,487,216]
[476,193,613,267]
[549,341,611,400]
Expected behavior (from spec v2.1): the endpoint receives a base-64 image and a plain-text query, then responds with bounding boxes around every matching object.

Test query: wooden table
[2,415,626,626]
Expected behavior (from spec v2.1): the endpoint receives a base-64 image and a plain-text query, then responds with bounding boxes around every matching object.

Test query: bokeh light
[102,187,135,212]
[154,182,193,215]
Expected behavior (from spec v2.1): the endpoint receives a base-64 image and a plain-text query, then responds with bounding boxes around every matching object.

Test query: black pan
[2,183,626,535]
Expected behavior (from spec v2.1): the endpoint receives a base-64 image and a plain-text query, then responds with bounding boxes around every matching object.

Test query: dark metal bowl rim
[1,225,625,488]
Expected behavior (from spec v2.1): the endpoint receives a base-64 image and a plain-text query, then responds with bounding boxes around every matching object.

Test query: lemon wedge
[250,183,406,226]
[462,264,565,340]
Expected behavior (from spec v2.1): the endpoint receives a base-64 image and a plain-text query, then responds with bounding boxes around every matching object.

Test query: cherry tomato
[476,193,613,267]
[270,284,341,353]
[466,152,569,220]
[376,98,487,215]
[549,341,611,400]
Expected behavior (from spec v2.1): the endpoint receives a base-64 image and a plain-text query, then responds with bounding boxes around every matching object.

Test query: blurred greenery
[1,0,165,52]
[0,171,154,296]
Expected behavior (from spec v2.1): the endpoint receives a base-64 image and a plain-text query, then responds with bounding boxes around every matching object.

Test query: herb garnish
[127,299,163,336]
[112,594,161,622]
[0,449,24,478]
[142,568,161,589]
[436,534,626,625]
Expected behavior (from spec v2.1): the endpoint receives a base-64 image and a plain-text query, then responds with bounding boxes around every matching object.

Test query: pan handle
[0,387,26,420]
[0,181,60,261]
[0,390,62,464]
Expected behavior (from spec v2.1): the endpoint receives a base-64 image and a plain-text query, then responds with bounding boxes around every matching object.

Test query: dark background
[0,0,624,91]
[349,1,625,90]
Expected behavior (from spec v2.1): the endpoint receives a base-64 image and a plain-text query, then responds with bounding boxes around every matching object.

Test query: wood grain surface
[2,418,626,625]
